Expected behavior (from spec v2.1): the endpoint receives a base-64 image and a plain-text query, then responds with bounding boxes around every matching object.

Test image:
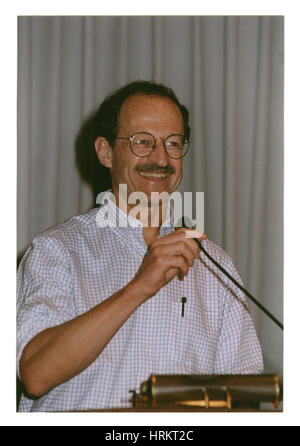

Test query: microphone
[181,218,283,330]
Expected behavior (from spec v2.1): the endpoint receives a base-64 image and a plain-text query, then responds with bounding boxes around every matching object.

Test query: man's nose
[148,139,169,166]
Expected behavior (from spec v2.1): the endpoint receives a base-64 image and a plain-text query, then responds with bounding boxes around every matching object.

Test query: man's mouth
[136,163,175,180]
[139,172,168,179]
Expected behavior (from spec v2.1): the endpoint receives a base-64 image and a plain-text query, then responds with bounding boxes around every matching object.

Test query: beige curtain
[17,16,284,378]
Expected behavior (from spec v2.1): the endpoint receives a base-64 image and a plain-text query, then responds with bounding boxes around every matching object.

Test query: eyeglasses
[113,132,190,159]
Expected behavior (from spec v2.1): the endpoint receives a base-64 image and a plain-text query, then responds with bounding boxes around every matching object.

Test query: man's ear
[95,137,113,168]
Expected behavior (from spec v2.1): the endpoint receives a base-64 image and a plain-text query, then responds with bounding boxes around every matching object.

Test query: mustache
[135,163,175,174]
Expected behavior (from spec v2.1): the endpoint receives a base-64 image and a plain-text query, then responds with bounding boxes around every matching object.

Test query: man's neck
[112,186,169,246]
[143,226,160,247]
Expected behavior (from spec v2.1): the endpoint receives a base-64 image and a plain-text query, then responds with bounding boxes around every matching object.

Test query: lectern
[131,374,283,411]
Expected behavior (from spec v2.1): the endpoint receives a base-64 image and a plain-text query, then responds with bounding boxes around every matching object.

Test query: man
[17,81,263,412]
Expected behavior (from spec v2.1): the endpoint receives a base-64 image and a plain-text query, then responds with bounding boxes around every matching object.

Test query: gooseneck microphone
[182,220,283,330]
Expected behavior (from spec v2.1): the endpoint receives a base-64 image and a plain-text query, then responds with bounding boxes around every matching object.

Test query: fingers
[163,255,190,282]
[183,229,207,241]
[153,227,206,246]
[135,228,208,297]
[150,252,190,283]
[147,229,206,282]
[148,241,198,268]
[151,228,206,259]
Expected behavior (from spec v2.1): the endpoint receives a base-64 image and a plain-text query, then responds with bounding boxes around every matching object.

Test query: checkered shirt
[17,194,263,412]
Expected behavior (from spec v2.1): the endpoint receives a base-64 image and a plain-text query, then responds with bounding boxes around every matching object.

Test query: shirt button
[143,341,149,349]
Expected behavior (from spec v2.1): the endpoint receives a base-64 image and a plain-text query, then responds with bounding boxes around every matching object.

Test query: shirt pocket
[166,297,218,374]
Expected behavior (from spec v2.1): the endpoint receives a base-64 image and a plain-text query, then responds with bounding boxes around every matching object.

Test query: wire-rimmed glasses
[113,132,190,159]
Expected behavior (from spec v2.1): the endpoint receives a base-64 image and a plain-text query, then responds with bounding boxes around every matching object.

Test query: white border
[2,0,299,427]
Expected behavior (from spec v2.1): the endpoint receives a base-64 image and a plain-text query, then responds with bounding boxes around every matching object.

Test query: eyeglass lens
[130,133,188,159]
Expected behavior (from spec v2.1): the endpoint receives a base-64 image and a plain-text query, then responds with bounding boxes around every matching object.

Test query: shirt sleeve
[17,234,76,379]
[212,250,264,374]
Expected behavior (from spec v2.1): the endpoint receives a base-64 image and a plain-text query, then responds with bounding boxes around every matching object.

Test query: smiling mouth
[138,172,168,179]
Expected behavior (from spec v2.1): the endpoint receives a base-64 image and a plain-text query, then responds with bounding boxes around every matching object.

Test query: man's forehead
[118,93,183,128]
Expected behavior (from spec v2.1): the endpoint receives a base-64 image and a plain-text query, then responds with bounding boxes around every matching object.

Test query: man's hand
[131,228,207,299]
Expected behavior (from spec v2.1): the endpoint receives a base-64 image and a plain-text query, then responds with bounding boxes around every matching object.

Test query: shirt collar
[96,189,174,236]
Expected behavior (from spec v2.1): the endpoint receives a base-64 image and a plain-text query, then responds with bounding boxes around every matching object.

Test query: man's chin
[138,177,173,192]
[138,185,176,200]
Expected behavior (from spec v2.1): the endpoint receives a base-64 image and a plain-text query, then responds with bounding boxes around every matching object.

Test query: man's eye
[135,139,150,146]
[166,141,180,148]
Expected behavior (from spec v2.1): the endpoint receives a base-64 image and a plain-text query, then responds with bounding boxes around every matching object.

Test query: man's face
[109,93,184,205]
